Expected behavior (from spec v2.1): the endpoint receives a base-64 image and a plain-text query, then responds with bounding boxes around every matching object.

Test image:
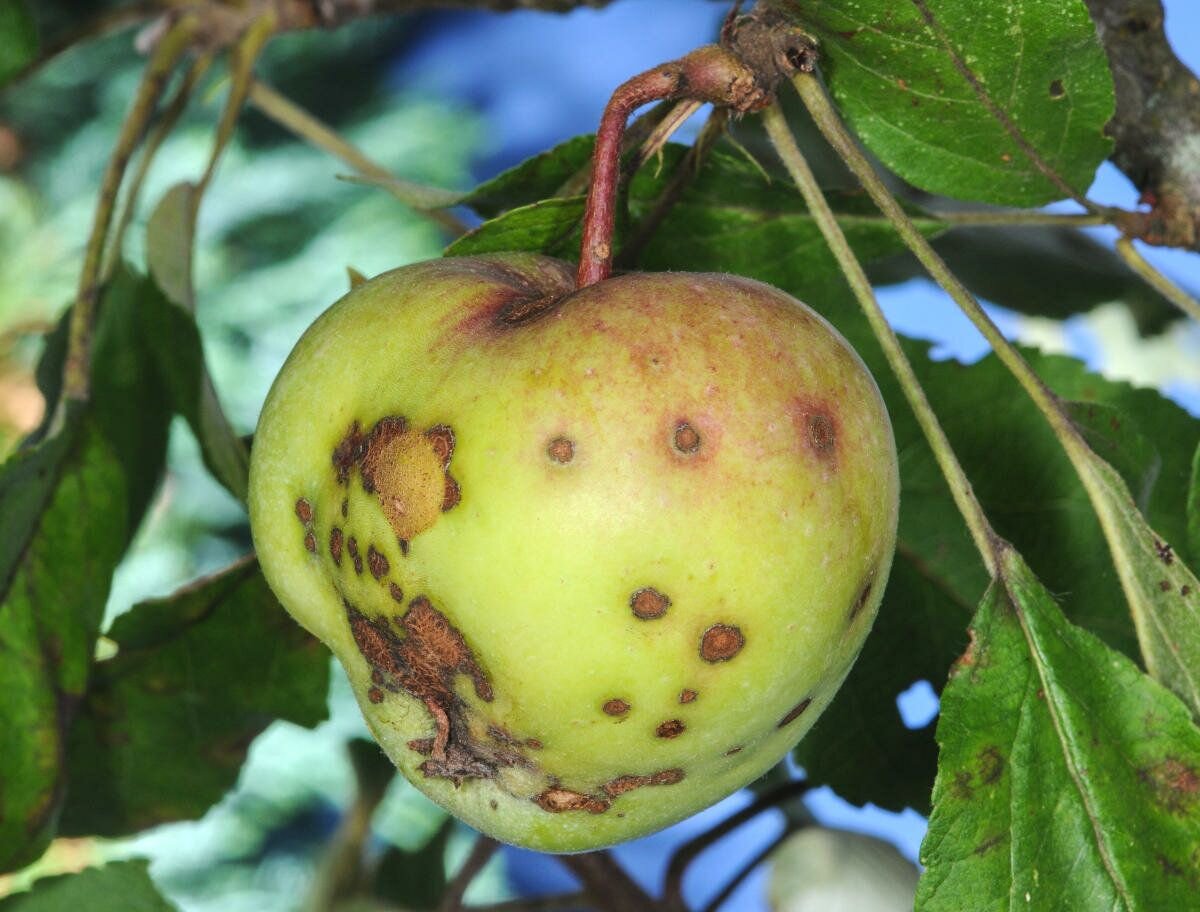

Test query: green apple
[248,252,898,852]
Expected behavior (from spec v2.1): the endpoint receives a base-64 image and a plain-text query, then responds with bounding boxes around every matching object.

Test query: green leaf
[145,183,199,311]
[1067,400,1162,512]
[0,860,176,911]
[462,134,594,217]
[0,0,37,88]
[917,547,1200,910]
[58,558,329,837]
[371,820,451,910]
[868,224,1182,334]
[0,413,128,872]
[447,196,585,259]
[1188,442,1200,564]
[767,0,1115,205]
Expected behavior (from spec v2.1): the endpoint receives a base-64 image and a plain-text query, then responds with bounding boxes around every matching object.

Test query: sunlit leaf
[917,547,1200,910]
[767,0,1114,205]
[0,860,176,911]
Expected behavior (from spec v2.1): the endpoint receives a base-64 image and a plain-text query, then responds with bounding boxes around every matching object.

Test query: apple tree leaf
[0,413,128,873]
[58,558,329,837]
[0,860,176,911]
[462,134,594,217]
[917,546,1200,910]
[765,0,1114,205]
[1188,442,1200,564]
[0,0,36,87]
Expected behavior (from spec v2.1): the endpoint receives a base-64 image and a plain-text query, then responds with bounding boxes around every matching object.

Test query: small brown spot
[490,799,499,810]
[398,538,409,556]
[547,436,575,463]
[1160,580,1173,592]
[603,768,685,797]
[1049,78,1065,98]
[389,582,405,603]
[1183,586,1193,597]
[425,425,456,467]
[329,527,344,565]
[630,587,670,620]
[974,834,1004,856]
[332,421,368,484]
[303,531,317,553]
[525,738,543,749]
[534,787,610,814]
[778,697,812,728]
[442,475,461,512]
[700,624,744,662]
[348,537,363,575]
[603,699,630,716]
[849,576,874,623]
[368,687,384,704]
[807,413,835,454]
[341,499,349,518]
[367,545,389,579]
[672,421,701,455]
[295,498,313,523]
[724,746,743,756]
[498,294,562,327]
[978,747,1005,785]
[656,719,686,739]
[1154,538,1174,565]
[679,689,697,704]
[1142,757,1200,814]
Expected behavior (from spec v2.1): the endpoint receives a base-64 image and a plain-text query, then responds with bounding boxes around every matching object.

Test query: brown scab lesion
[848,573,875,624]
[331,414,461,546]
[778,697,812,728]
[295,498,313,523]
[679,689,697,704]
[367,545,389,580]
[329,527,344,565]
[547,436,575,464]
[347,536,363,575]
[700,624,744,662]
[346,596,529,786]
[672,421,701,455]
[389,582,405,603]
[303,531,317,553]
[534,787,611,814]
[807,413,835,455]
[603,768,685,797]
[724,746,743,757]
[656,719,686,739]
[603,698,631,717]
[630,587,670,620]
[295,497,317,553]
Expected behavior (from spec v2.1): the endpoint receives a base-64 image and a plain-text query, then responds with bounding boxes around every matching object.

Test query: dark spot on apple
[490,799,499,810]
[348,537,363,575]
[368,545,389,580]
[497,294,564,328]
[848,575,874,623]
[673,421,701,455]
[603,768,685,797]
[700,624,744,662]
[295,497,313,523]
[303,531,316,553]
[341,499,349,518]
[425,425,455,466]
[346,597,534,786]
[808,413,835,454]
[724,746,743,756]
[603,698,630,716]
[368,687,384,704]
[525,738,543,749]
[329,527,344,565]
[679,689,697,704]
[1049,78,1065,98]
[547,436,575,463]
[399,538,409,556]
[630,587,670,620]
[442,475,461,512]
[389,582,404,603]
[332,421,368,484]
[656,719,686,739]
[778,697,812,727]
[534,787,610,814]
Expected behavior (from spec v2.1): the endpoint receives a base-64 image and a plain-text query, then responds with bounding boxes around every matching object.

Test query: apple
[248,252,898,852]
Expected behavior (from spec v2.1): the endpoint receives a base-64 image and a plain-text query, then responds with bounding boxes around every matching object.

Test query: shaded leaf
[767,0,1114,205]
[1067,400,1161,512]
[462,134,593,218]
[867,224,1182,335]
[145,182,198,311]
[371,819,452,910]
[917,547,1200,911]
[0,412,128,872]
[58,558,329,837]
[1189,442,1200,565]
[0,0,36,87]
[0,860,176,911]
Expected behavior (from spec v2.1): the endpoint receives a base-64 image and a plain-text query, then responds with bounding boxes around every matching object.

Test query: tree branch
[1084,0,1200,250]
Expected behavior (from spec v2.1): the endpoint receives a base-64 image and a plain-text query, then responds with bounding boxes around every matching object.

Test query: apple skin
[248,252,898,852]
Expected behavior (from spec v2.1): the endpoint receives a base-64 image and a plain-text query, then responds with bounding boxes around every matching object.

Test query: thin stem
[103,52,214,280]
[761,101,1000,574]
[934,210,1110,228]
[557,852,656,912]
[247,79,468,235]
[625,99,704,177]
[439,836,500,912]
[699,828,796,912]
[555,99,680,199]
[61,15,198,407]
[663,778,810,912]
[1115,236,1200,323]
[792,71,1094,474]
[577,45,769,287]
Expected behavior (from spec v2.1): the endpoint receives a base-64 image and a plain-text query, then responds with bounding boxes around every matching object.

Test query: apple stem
[576,45,772,288]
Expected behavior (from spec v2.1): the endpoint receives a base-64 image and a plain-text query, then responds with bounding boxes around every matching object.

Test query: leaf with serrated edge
[918,546,1200,910]
[767,0,1114,205]
[0,415,128,872]
[58,558,329,837]
[0,859,177,911]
